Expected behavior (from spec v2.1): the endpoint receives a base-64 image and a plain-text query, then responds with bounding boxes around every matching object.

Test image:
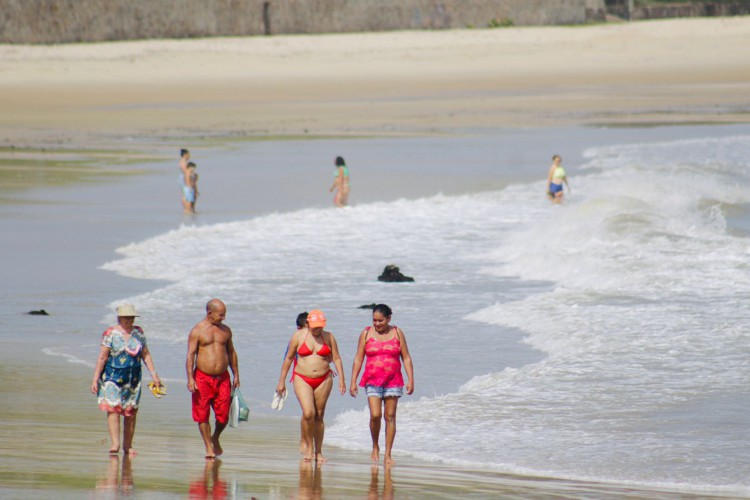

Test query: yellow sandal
[148,382,167,398]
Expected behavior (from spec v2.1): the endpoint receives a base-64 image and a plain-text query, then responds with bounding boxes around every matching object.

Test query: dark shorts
[549,182,563,194]
[192,369,231,424]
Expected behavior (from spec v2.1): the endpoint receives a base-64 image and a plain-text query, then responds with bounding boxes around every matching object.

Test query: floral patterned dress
[97,326,146,416]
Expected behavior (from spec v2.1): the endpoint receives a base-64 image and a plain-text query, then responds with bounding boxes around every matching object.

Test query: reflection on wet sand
[189,459,228,499]
[298,460,322,500]
[368,465,393,500]
[95,455,133,493]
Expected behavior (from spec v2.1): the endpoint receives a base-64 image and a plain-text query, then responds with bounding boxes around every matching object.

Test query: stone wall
[586,0,609,21]
[0,0,604,44]
[606,1,750,20]
[0,0,262,43]
[633,2,750,20]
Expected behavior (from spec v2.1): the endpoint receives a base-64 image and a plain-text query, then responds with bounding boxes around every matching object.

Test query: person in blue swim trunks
[179,149,192,213]
[547,154,570,204]
[185,162,199,213]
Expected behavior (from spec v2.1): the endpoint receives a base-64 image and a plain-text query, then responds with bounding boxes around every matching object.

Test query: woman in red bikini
[350,304,414,465]
[276,309,346,462]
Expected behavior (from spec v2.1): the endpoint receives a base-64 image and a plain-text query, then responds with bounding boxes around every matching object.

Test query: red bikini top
[297,331,332,357]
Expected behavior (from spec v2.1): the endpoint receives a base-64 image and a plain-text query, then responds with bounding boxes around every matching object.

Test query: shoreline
[3,19,750,498]
[2,18,749,202]
[1,344,744,499]
[2,18,749,207]
[4,126,750,499]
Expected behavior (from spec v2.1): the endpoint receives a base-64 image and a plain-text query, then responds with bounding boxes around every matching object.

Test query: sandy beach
[2,16,749,196]
[1,17,750,153]
[2,17,750,499]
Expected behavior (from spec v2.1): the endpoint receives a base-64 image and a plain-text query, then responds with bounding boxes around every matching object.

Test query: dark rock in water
[359,304,378,310]
[28,309,50,316]
[377,265,414,282]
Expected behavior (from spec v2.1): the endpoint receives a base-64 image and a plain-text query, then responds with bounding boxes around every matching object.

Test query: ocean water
[334,134,750,494]
[14,127,750,496]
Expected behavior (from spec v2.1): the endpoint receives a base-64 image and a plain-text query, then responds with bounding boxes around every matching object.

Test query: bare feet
[370,446,380,462]
[384,454,395,465]
[212,437,223,457]
[109,439,120,455]
[124,448,138,457]
[316,453,328,464]
[204,442,215,458]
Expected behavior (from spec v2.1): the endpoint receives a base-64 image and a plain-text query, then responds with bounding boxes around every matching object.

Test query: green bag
[229,388,250,427]
[236,388,249,422]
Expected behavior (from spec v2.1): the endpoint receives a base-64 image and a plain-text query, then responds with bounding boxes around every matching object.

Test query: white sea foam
[42,347,94,367]
[99,134,750,492]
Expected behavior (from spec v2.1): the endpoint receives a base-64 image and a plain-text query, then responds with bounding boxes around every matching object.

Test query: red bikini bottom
[292,370,331,389]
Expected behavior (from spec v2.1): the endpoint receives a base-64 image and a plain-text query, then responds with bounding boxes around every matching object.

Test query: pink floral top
[359,327,404,388]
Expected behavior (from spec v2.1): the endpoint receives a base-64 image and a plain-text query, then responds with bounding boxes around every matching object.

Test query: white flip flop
[271,391,282,410]
[277,390,288,411]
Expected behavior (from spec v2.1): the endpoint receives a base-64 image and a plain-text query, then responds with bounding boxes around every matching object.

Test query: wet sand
[2,343,736,499]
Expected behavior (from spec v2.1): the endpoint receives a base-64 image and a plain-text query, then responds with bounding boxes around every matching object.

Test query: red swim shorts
[192,369,231,424]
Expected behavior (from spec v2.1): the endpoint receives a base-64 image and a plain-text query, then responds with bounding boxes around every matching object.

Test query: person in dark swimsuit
[276,310,346,462]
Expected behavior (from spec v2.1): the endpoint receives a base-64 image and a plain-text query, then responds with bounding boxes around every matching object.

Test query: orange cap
[307,309,326,328]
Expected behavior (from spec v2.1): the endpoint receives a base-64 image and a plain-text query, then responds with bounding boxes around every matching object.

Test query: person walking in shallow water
[186,162,199,214]
[276,309,346,463]
[186,299,240,459]
[91,303,161,456]
[179,149,193,213]
[547,154,570,203]
[329,156,350,207]
[350,304,414,465]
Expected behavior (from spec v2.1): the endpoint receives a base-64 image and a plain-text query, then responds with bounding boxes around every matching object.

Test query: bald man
[186,299,240,459]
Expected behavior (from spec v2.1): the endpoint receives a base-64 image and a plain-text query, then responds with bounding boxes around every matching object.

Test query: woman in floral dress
[91,304,161,456]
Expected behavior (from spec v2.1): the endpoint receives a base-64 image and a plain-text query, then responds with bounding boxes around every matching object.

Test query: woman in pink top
[350,304,414,465]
